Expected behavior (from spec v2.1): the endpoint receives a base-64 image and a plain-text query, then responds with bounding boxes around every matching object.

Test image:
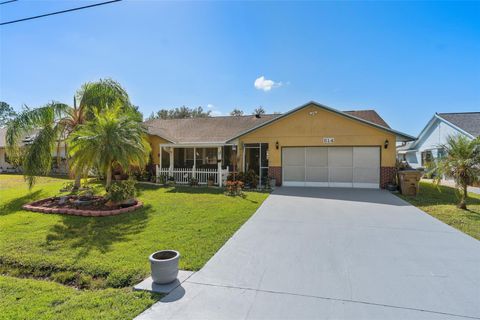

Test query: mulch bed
[22,196,143,217]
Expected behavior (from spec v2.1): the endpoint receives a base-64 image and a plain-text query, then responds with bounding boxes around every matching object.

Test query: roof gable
[227,101,414,142]
[437,112,480,138]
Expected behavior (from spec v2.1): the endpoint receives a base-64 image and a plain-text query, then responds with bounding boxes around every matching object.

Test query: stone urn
[149,250,180,284]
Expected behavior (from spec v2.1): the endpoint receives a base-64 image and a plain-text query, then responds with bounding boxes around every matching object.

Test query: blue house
[398,112,480,169]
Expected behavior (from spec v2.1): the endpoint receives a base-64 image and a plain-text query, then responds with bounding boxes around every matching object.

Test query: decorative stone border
[22,198,143,217]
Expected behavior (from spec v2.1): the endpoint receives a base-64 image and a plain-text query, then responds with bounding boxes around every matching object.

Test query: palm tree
[6,102,69,189]
[434,135,480,210]
[6,79,137,189]
[68,105,151,190]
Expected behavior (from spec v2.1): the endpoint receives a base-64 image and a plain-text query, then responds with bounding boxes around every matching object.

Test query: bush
[245,169,259,188]
[189,177,199,186]
[225,180,244,196]
[227,172,245,182]
[107,179,137,203]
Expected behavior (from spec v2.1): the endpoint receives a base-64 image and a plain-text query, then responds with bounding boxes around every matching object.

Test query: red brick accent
[268,166,282,186]
[22,199,143,217]
[380,167,397,189]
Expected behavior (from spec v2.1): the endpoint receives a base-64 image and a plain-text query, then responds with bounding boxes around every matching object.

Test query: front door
[244,143,269,186]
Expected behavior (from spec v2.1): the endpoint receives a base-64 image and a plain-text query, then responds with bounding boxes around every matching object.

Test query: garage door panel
[283,166,305,182]
[306,167,328,182]
[329,167,353,183]
[283,148,305,166]
[354,147,380,168]
[306,147,328,166]
[328,147,353,167]
[354,167,380,184]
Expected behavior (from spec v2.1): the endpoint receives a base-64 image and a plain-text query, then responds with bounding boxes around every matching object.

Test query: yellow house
[146,102,414,188]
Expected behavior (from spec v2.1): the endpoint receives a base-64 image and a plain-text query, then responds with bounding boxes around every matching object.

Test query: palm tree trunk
[458,184,467,210]
[73,174,81,190]
[106,163,112,190]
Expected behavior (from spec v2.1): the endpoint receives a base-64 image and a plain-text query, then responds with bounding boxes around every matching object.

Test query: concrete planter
[149,250,180,284]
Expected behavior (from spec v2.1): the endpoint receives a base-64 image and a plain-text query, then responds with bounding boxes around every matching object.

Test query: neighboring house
[0,127,67,174]
[145,101,414,189]
[397,112,480,169]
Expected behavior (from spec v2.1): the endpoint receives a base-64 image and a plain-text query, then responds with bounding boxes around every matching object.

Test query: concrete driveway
[137,188,480,320]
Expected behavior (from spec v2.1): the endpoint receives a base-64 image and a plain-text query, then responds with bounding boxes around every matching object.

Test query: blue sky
[0,1,479,136]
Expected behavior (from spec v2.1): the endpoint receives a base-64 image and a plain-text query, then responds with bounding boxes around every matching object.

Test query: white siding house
[0,127,68,173]
[398,112,479,169]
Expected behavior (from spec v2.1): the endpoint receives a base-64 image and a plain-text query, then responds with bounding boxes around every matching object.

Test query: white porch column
[169,147,174,177]
[218,146,222,187]
[193,147,196,179]
[159,146,162,171]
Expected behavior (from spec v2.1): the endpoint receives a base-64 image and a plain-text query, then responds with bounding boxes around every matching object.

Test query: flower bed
[22,196,143,217]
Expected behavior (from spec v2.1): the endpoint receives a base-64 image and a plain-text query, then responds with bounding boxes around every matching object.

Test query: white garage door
[282,147,380,188]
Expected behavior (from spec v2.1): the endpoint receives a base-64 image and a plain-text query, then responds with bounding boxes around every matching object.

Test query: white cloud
[254,76,282,92]
[206,103,223,116]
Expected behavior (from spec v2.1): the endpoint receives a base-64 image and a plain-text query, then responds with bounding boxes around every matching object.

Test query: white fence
[156,166,229,186]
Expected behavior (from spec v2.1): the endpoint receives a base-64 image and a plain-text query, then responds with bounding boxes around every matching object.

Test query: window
[437,148,446,159]
[161,148,170,168]
[421,150,433,167]
[204,148,217,165]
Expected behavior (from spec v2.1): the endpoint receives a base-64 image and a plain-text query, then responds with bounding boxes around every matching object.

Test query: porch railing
[156,166,229,186]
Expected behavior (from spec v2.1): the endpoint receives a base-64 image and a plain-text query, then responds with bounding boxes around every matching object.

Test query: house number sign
[323,137,335,144]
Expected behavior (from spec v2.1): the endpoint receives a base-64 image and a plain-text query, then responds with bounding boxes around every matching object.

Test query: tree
[6,102,69,188]
[252,107,266,115]
[434,135,480,210]
[148,106,211,120]
[230,109,244,116]
[0,101,17,127]
[6,78,136,189]
[68,105,151,190]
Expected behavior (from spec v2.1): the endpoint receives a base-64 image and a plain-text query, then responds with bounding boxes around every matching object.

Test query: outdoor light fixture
[384,139,389,149]
[275,141,279,150]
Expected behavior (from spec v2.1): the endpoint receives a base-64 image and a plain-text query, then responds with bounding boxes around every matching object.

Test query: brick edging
[22,198,143,217]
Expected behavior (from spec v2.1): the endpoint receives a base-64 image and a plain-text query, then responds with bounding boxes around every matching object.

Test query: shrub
[227,171,245,182]
[189,177,199,186]
[245,169,259,188]
[225,180,244,196]
[107,179,137,203]
[59,182,75,193]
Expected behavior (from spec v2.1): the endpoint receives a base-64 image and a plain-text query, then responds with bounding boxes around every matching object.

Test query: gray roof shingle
[145,109,391,144]
[437,112,480,137]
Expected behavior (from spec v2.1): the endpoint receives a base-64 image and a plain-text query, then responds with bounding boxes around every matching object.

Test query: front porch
[156,144,236,186]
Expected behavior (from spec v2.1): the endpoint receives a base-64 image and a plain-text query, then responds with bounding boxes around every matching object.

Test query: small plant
[107,179,137,204]
[189,177,199,186]
[157,174,167,185]
[225,180,244,196]
[245,169,259,189]
[424,160,437,179]
[167,176,175,186]
[207,175,215,186]
[77,185,94,198]
[59,182,75,193]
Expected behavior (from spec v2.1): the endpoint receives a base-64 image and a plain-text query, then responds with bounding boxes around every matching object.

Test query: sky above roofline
[1,1,479,137]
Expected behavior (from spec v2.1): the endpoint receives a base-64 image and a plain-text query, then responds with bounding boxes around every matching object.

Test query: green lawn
[398,180,480,240]
[0,174,268,319]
